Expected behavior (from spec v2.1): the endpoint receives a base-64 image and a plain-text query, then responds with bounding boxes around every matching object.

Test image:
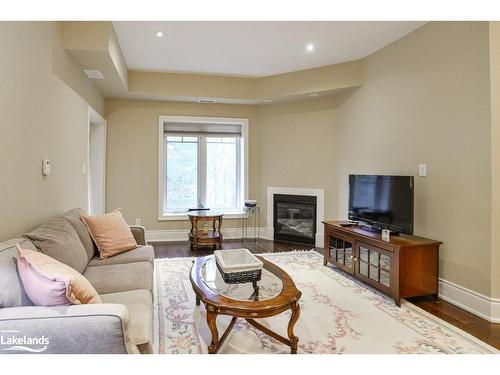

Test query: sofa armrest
[0,304,139,354]
[129,226,146,245]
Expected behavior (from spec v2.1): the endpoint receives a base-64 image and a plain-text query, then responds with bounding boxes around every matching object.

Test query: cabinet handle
[350,255,354,259]
[353,257,358,262]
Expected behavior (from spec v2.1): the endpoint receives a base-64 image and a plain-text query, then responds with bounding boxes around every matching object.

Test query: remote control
[340,221,358,227]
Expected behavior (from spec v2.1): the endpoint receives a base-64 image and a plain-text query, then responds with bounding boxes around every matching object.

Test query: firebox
[273,194,317,244]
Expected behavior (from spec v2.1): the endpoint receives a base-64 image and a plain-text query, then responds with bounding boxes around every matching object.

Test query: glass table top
[200,256,284,301]
[187,210,223,218]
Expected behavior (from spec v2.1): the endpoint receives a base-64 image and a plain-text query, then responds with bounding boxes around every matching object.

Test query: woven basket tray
[214,249,263,284]
[216,260,262,284]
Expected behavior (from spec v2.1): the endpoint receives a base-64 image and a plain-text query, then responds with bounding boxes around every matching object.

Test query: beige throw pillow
[80,209,138,259]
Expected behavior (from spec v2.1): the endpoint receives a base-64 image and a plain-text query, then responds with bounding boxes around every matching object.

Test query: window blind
[163,121,242,138]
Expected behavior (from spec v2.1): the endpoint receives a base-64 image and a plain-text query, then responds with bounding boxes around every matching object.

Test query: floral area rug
[153,250,498,354]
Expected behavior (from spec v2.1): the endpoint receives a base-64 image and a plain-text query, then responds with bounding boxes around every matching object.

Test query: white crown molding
[438,278,500,323]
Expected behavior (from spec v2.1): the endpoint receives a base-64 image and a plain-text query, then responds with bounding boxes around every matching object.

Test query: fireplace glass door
[273,194,317,244]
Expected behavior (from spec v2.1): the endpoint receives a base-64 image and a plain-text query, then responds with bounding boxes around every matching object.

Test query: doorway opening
[88,107,106,215]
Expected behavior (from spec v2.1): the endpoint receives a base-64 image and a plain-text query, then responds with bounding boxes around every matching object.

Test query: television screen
[348,175,414,234]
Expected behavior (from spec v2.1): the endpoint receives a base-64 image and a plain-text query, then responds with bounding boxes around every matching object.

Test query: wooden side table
[188,210,224,251]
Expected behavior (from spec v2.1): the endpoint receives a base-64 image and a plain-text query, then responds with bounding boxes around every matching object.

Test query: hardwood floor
[151,239,500,350]
[153,238,320,258]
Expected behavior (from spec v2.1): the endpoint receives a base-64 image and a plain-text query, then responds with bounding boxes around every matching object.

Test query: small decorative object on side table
[241,201,260,243]
[188,210,224,251]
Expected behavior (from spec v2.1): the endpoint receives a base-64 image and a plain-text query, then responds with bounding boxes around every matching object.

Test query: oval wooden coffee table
[190,254,302,354]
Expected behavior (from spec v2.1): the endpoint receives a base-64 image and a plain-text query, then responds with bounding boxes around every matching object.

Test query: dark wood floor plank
[151,239,500,350]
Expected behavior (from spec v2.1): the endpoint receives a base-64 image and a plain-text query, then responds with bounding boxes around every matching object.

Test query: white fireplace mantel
[266,186,325,247]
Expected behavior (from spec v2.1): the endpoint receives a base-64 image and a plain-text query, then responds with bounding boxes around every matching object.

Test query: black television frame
[348,174,414,235]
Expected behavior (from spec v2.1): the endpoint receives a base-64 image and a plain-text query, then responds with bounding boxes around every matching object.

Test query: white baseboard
[146,226,323,247]
[316,233,324,248]
[146,227,267,243]
[438,278,500,323]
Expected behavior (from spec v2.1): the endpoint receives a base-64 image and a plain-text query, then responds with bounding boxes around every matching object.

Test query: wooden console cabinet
[323,221,442,306]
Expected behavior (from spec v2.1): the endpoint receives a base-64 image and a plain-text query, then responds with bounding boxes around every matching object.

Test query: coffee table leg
[206,307,219,354]
[288,301,300,354]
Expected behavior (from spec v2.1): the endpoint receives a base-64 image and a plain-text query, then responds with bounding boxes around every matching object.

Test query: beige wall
[105,21,494,298]
[257,97,338,225]
[105,100,259,230]
[334,22,492,295]
[0,22,105,241]
[489,22,500,299]
[105,97,338,231]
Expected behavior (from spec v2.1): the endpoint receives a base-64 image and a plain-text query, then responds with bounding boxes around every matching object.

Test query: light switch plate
[135,218,141,226]
[42,159,51,176]
[418,163,427,177]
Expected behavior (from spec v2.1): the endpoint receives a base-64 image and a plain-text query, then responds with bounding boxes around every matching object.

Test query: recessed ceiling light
[263,99,273,103]
[306,43,315,52]
[309,93,319,97]
[155,31,164,38]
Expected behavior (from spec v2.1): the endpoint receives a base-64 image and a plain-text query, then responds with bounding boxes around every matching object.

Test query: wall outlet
[135,218,141,226]
[418,163,427,177]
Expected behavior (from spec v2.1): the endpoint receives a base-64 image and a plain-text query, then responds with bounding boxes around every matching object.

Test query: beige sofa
[0,209,154,354]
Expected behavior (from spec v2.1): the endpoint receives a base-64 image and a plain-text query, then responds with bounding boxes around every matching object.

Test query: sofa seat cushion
[0,238,38,308]
[100,289,152,346]
[83,262,153,294]
[24,216,89,274]
[87,245,154,267]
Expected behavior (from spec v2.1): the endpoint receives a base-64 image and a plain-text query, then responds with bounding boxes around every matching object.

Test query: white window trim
[158,115,249,221]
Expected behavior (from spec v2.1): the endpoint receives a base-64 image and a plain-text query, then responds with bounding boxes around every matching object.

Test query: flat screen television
[348,174,414,235]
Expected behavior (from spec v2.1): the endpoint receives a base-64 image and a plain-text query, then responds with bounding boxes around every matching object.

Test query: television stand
[323,221,442,306]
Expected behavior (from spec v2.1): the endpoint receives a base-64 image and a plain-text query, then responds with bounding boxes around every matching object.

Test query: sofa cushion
[59,208,96,263]
[100,289,152,346]
[87,245,154,267]
[80,209,138,259]
[16,245,102,306]
[83,262,153,294]
[0,238,38,308]
[24,216,88,274]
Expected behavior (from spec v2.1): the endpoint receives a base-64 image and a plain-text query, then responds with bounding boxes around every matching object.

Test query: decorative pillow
[16,245,101,306]
[59,208,97,262]
[80,209,138,259]
[24,216,89,274]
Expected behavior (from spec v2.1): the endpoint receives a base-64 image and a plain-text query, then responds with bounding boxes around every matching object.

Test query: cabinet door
[327,233,355,274]
[355,242,393,293]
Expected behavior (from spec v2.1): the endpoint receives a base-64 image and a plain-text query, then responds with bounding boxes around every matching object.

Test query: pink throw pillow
[16,245,101,306]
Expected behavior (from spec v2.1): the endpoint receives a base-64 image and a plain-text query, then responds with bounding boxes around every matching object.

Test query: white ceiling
[113,21,426,77]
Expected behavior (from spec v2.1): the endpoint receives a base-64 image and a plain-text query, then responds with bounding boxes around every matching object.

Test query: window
[158,116,248,219]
